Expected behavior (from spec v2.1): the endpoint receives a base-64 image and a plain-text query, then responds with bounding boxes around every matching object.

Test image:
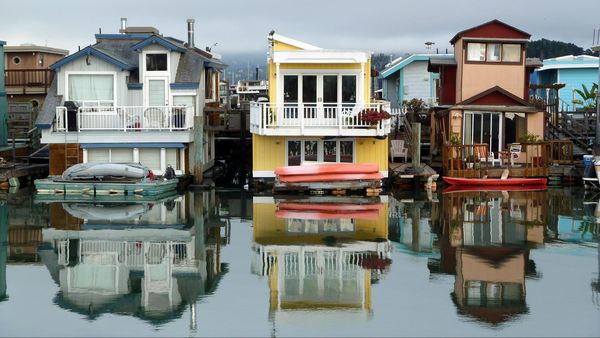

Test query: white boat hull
[62,162,148,180]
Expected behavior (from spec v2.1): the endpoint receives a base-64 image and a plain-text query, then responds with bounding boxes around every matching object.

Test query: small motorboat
[62,162,151,180]
[443,176,548,186]
[275,163,383,183]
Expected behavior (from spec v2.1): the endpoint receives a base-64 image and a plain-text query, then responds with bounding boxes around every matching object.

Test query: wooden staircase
[64,143,80,170]
[545,111,594,156]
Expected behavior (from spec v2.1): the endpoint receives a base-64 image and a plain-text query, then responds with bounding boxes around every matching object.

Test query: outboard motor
[164,165,176,180]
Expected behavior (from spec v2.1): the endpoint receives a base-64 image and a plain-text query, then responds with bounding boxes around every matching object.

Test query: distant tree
[526,39,585,59]
[372,53,394,72]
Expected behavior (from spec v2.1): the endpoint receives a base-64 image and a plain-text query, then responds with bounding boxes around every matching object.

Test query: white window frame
[142,51,170,74]
[285,138,355,165]
[172,92,197,114]
[278,69,361,106]
[65,71,118,108]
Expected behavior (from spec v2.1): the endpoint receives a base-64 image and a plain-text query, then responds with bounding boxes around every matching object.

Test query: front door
[145,77,168,128]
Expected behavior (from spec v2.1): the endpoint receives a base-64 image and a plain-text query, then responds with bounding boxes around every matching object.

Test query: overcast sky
[1,0,598,56]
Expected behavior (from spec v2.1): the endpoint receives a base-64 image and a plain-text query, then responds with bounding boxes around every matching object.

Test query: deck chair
[390,139,408,163]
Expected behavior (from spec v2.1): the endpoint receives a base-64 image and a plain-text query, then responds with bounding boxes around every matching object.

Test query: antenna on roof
[425,41,435,51]
[99,27,102,34]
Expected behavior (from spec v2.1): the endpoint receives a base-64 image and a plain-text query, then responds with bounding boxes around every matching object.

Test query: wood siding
[49,143,82,176]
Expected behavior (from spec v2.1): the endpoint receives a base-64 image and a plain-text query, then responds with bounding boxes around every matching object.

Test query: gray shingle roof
[36,76,62,128]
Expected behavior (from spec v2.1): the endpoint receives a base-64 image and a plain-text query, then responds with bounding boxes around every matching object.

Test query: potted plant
[358,108,391,126]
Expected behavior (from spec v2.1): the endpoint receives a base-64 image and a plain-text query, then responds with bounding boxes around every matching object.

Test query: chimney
[120,17,127,33]
[187,18,195,48]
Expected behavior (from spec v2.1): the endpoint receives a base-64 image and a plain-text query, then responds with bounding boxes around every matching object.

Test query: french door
[463,111,502,154]
[282,74,357,125]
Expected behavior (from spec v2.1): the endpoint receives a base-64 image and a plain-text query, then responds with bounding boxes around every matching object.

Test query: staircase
[545,111,594,156]
[64,143,80,170]
[390,108,436,166]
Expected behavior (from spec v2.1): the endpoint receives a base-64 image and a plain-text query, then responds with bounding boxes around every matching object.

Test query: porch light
[452,112,461,119]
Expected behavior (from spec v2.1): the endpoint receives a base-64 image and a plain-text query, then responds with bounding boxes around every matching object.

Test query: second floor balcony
[54,105,194,133]
[250,101,392,137]
[4,69,54,94]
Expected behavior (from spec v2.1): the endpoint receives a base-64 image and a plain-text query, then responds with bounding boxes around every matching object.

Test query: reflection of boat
[443,177,547,186]
[443,184,547,194]
[62,203,150,221]
[62,162,150,180]
[276,202,383,220]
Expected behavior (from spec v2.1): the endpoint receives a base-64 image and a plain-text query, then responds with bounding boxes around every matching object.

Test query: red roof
[450,19,531,45]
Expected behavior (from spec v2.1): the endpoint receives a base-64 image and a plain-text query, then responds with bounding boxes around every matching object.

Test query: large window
[68,74,114,106]
[466,42,522,63]
[146,54,167,71]
[287,139,354,165]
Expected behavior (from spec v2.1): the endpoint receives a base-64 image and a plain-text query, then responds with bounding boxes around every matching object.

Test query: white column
[180,147,186,173]
[160,148,166,173]
[275,63,281,127]
[133,148,139,163]
[82,149,88,163]
[359,63,365,104]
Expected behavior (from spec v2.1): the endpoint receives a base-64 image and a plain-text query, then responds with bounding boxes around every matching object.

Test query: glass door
[321,75,338,125]
[463,112,502,155]
[302,75,317,121]
[145,78,168,128]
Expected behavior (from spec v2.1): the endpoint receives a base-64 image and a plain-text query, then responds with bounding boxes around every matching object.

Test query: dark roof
[450,19,531,45]
[36,76,61,128]
[94,39,141,66]
[525,57,543,68]
[428,57,457,72]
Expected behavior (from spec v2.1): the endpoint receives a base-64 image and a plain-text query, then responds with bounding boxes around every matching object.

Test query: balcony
[4,69,54,94]
[250,102,392,137]
[53,105,194,132]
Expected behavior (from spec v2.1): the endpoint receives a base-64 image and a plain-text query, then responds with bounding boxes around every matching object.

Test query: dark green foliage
[526,39,592,59]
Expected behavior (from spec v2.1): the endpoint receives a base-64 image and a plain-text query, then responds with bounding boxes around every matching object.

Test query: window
[283,75,299,103]
[486,43,501,62]
[146,54,167,71]
[12,56,21,65]
[68,74,114,106]
[502,44,521,62]
[466,42,522,63]
[287,139,355,165]
[466,43,486,61]
[342,76,357,103]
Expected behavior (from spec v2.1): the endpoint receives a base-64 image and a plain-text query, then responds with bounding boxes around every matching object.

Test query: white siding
[139,148,161,171]
[110,148,133,162]
[57,55,129,106]
[402,61,431,103]
[87,149,110,162]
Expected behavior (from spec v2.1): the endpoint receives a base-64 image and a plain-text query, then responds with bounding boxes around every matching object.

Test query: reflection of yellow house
[250,33,391,181]
[251,196,390,315]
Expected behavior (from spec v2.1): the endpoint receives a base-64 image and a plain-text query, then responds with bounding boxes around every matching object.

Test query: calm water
[0,186,598,337]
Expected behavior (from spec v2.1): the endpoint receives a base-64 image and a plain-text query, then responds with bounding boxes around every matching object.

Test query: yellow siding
[273,40,304,52]
[356,137,389,172]
[254,136,388,173]
[252,135,286,171]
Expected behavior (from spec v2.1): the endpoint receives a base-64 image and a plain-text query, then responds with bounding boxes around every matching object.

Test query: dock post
[412,122,421,167]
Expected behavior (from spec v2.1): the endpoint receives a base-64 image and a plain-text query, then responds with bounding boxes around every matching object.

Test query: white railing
[54,105,194,132]
[250,101,392,136]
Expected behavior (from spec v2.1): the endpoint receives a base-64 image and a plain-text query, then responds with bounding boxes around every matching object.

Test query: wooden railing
[545,140,574,164]
[4,69,54,88]
[443,143,549,178]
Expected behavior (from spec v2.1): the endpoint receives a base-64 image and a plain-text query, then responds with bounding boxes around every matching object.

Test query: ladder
[64,143,80,170]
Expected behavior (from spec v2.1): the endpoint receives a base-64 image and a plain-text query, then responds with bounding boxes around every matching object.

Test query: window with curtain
[486,43,501,62]
[466,43,486,61]
[502,44,521,62]
[68,74,114,106]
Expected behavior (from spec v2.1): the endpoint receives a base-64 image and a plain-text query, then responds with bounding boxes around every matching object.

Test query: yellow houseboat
[250,32,391,184]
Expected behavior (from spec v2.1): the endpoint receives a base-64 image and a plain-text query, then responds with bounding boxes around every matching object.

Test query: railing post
[299,103,304,135]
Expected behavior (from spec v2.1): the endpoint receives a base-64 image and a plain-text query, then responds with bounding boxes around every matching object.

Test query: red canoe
[275,163,379,176]
[278,172,383,183]
[443,176,548,186]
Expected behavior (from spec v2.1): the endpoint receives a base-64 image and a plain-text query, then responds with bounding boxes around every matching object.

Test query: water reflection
[251,196,392,323]
[37,192,228,328]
